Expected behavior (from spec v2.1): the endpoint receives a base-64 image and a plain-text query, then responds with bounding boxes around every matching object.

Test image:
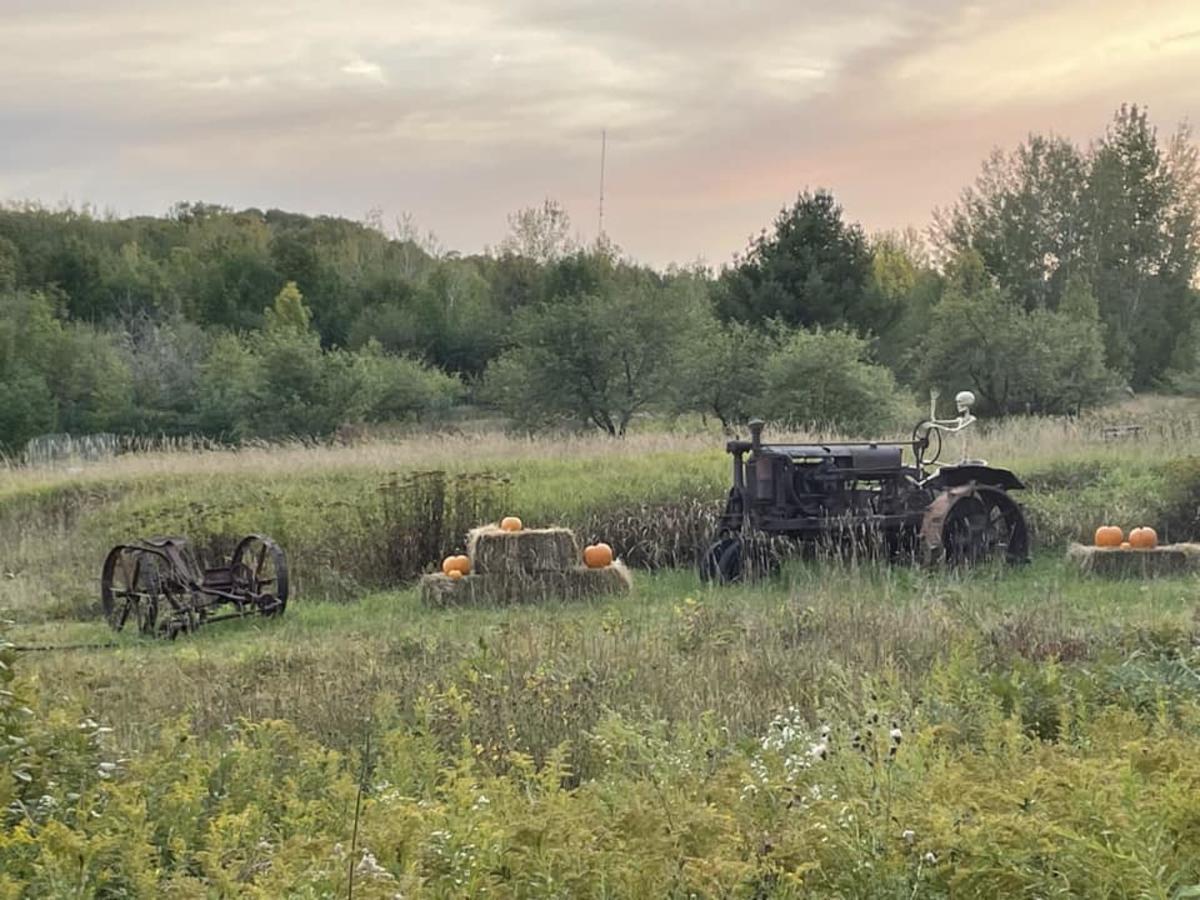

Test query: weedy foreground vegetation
[5,402,1200,897]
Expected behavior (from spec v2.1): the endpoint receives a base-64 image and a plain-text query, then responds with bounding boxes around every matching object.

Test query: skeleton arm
[924,411,975,434]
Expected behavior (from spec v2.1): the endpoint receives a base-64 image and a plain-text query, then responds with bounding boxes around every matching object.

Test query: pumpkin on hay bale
[1067,541,1200,578]
[467,524,580,575]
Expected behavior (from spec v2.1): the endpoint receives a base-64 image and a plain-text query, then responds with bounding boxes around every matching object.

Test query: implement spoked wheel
[231,534,289,616]
[101,546,163,636]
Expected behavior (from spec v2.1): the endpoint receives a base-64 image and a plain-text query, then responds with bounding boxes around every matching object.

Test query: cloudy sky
[2,0,1198,266]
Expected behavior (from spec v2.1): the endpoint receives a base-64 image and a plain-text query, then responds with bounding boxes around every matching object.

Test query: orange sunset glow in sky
[2,0,1198,265]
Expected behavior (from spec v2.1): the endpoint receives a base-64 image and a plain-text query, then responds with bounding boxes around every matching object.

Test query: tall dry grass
[4,394,1196,497]
[2,395,1197,624]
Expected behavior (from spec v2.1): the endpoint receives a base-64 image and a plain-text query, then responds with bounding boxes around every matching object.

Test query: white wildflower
[902,829,915,844]
[923,851,937,865]
[356,850,394,881]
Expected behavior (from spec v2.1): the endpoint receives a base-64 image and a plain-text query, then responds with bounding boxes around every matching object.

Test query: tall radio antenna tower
[597,129,607,240]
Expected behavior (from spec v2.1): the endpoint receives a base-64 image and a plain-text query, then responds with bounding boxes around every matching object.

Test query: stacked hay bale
[421,524,632,607]
[1066,542,1200,577]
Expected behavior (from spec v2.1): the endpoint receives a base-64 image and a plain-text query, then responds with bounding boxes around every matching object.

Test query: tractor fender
[925,465,1025,491]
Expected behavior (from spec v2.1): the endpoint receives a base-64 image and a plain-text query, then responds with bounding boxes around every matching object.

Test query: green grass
[7,557,1200,896]
[6,406,1200,895]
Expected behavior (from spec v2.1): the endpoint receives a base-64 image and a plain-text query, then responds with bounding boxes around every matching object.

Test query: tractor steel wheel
[926,488,1030,565]
[941,495,992,565]
[977,489,1030,563]
[700,536,743,584]
[232,534,289,615]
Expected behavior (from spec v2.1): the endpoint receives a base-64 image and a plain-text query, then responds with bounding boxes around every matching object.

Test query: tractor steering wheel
[912,420,943,467]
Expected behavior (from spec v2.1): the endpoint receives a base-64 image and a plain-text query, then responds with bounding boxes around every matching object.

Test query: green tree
[485,260,705,435]
[0,365,55,454]
[498,199,577,263]
[253,327,333,437]
[868,230,941,378]
[716,190,890,333]
[352,340,463,423]
[1085,105,1199,384]
[933,105,1200,388]
[916,253,1113,415]
[0,290,134,449]
[48,324,134,434]
[759,327,909,433]
[196,333,261,439]
[933,134,1089,311]
[264,281,312,333]
[0,236,18,291]
[674,316,778,430]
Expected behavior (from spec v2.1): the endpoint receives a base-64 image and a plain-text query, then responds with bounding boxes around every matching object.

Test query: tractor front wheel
[699,536,743,584]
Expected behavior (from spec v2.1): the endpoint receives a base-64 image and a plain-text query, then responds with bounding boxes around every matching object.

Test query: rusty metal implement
[100,534,288,638]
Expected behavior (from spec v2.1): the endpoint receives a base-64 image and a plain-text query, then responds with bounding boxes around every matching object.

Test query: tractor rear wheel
[922,488,1029,565]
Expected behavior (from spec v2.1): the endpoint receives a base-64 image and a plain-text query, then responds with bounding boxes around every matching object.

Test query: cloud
[0,0,1197,266]
[341,58,386,83]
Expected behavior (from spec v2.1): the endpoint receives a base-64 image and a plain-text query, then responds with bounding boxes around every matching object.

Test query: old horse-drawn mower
[101,534,288,638]
[700,391,1029,582]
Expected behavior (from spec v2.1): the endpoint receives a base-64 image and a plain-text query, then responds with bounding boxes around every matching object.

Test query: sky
[2,0,1199,267]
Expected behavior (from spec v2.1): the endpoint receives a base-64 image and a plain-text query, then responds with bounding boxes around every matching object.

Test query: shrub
[759,327,910,433]
[484,266,707,435]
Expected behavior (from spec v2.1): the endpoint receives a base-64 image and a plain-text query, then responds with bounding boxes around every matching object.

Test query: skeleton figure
[922,389,979,465]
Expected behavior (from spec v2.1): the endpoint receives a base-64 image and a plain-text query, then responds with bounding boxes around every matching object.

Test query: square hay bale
[1066,542,1200,578]
[562,562,634,599]
[467,525,580,575]
[420,562,632,608]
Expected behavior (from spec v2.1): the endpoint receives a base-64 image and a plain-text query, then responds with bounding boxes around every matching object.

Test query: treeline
[1,104,1198,451]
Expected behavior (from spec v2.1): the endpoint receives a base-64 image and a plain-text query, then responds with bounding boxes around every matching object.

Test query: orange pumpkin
[500,516,523,532]
[442,555,471,576]
[448,569,464,580]
[583,542,614,569]
[1094,525,1124,548]
[1129,526,1158,550]
[1120,541,1132,549]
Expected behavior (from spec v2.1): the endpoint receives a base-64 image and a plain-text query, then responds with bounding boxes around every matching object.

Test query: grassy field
[4,399,1200,896]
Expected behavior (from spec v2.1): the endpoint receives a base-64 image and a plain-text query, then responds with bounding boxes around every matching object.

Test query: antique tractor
[101,534,288,638]
[700,391,1029,581]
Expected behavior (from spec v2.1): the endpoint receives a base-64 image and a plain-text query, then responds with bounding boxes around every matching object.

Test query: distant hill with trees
[1,104,1197,453]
